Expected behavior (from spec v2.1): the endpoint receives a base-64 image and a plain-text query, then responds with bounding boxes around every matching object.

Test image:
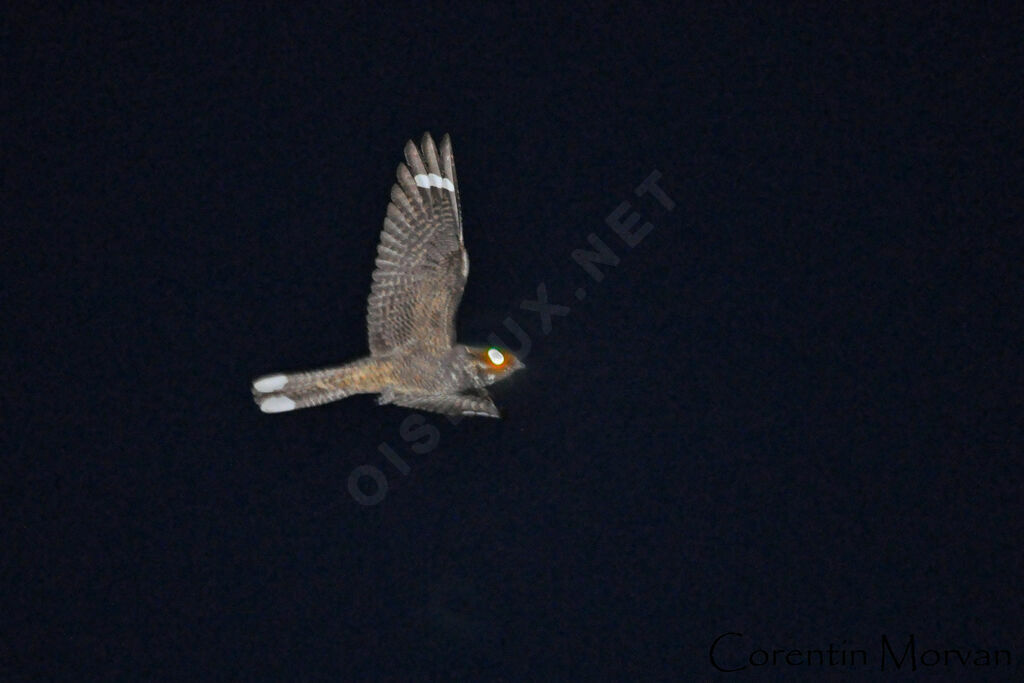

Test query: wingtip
[465,409,502,418]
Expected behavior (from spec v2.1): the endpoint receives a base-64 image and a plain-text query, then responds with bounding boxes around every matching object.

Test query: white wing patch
[414,173,455,192]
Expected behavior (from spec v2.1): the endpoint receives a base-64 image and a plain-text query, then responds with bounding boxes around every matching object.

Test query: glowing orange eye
[486,348,506,367]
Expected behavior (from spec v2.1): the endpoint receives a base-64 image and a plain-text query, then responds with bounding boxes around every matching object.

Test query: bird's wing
[386,390,500,418]
[366,132,468,356]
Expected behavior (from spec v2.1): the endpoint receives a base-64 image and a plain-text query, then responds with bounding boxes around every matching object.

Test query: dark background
[5,3,1022,679]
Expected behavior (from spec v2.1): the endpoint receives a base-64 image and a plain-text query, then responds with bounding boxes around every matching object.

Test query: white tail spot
[253,374,288,393]
[259,396,297,413]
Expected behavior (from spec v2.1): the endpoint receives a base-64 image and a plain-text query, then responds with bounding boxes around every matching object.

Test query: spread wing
[385,389,500,418]
[366,132,468,356]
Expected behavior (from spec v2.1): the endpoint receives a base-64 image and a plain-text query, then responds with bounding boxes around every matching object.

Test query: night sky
[5,4,1022,679]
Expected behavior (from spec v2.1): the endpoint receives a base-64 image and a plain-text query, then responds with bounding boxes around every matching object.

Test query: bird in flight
[252,133,524,418]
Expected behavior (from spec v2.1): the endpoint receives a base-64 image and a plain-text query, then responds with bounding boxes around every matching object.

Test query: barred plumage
[252,133,523,418]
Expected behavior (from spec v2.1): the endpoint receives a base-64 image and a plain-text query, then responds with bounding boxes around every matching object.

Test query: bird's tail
[251,357,386,413]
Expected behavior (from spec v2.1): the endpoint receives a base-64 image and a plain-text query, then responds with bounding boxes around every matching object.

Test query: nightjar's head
[465,346,525,386]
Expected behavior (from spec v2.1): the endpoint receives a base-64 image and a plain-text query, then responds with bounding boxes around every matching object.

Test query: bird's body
[252,133,523,418]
